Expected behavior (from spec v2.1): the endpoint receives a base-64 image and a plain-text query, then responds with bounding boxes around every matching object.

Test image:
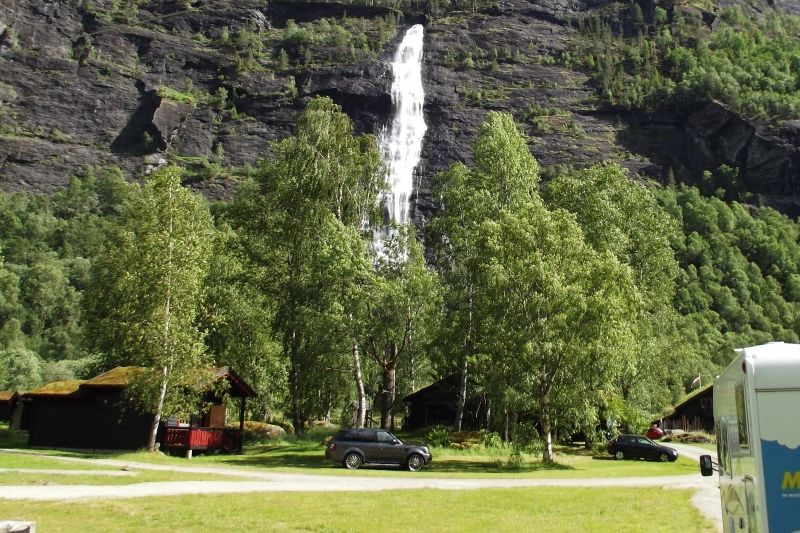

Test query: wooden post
[239,396,246,451]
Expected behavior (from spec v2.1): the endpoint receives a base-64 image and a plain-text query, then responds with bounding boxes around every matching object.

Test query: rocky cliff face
[1,0,799,217]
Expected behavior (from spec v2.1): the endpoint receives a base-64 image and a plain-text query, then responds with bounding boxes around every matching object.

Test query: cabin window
[735,382,750,450]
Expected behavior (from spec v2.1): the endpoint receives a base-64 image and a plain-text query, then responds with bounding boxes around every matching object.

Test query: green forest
[1,97,798,457]
[566,5,800,118]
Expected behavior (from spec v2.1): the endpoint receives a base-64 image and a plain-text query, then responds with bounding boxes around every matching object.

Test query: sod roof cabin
[657,384,714,434]
[0,391,18,422]
[402,375,488,431]
[19,366,256,453]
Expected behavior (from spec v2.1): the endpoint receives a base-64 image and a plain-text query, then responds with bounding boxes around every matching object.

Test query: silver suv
[325,428,432,471]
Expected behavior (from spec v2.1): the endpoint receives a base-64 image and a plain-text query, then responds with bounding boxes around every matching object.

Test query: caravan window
[735,382,750,450]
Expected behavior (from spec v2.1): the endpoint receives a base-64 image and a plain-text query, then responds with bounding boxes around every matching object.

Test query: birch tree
[85,166,214,451]
[428,111,540,431]
[232,97,383,434]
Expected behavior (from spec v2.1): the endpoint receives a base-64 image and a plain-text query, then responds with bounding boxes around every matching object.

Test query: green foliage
[656,184,800,368]
[431,113,643,462]
[482,431,504,448]
[84,166,215,441]
[568,7,800,118]
[0,347,42,390]
[230,97,384,434]
[279,0,498,17]
[425,425,453,447]
[156,85,205,107]
[0,167,130,369]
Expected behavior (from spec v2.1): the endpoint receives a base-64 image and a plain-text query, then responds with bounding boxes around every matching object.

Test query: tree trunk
[454,286,473,431]
[380,344,397,429]
[539,387,553,463]
[289,329,304,437]
[148,366,168,452]
[352,335,366,428]
[503,408,510,442]
[454,354,469,431]
[485,397,492,431]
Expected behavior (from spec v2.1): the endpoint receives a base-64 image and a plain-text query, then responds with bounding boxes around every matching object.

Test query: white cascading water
[374,24,427,255]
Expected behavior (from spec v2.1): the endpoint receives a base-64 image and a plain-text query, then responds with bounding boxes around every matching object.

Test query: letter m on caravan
[781,471,800,490]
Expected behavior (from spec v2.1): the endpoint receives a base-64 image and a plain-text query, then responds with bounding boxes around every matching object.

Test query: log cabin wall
[27,389,152,449]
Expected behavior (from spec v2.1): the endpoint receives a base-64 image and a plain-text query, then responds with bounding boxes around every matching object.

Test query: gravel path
[0,448,722,531]
[663,443,722,532]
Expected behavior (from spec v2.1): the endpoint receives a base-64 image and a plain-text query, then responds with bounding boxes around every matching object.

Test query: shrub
[482,431,504,448]
[240,421,286,442]
[425,425,452,447]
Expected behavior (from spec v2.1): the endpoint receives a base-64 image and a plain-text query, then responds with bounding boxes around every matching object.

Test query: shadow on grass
[200,442,578,474]
[0,425,27,449]
[425,459,574,474]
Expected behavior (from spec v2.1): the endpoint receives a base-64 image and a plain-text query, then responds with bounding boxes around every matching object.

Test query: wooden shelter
[0,391,18,422]
[658,384,714,433]
[162,367,257,454]
[402,375,487,431]
[20,366,256,452]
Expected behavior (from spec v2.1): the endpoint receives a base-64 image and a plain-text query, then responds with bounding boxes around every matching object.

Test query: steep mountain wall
[1,0,799,216]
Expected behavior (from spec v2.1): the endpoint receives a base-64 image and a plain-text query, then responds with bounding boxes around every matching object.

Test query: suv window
[377,431,395,443]
[358,430,378,442]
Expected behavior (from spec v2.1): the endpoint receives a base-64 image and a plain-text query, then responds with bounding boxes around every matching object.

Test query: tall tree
[428,111,540,431]
[362,225,441,429]
[480,201,639,461]
[201,222,287,420]
[543,162,682,432]
[231,97,383,435]
[84,166,214,451]
[431,113,641,460]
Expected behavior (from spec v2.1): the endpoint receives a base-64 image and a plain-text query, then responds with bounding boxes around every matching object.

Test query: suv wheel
[406,453,424,472]
[614,450,625,460]
[344,452,363,470]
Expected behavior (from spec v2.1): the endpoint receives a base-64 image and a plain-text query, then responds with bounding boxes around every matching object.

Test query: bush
[513,421,543,454]
[240,421,286,442]
[425,425,452,447]
[482,431,504,448]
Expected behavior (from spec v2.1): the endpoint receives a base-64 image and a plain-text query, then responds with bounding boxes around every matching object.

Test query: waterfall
[374,24,427,254]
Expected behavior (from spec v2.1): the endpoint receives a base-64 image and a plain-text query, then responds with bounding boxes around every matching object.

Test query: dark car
[325,428,432,471]
[606,434,678,462]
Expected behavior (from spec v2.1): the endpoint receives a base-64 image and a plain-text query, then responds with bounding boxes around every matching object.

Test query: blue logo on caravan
[762,439,800,533]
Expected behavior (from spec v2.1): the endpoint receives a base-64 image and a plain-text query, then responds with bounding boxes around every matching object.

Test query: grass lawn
[0,453,111,470]
[0,441,698,479]
[0,423,697,479]
[94,440,699,479]
[3,487,713,532]
[0,469,249,485]
[0,452,250,485]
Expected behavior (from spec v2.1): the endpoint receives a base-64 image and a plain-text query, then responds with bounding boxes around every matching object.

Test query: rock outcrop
[0,0,798,216]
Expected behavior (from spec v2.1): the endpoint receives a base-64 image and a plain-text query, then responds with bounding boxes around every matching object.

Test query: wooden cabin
[21,366,256,453]
[0,391,18,422]
[658,384,714,433]
[402,375,487,431]
[162,367,257,455]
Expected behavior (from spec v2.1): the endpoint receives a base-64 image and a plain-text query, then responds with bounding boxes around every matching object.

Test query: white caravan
[700,342,800,533]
